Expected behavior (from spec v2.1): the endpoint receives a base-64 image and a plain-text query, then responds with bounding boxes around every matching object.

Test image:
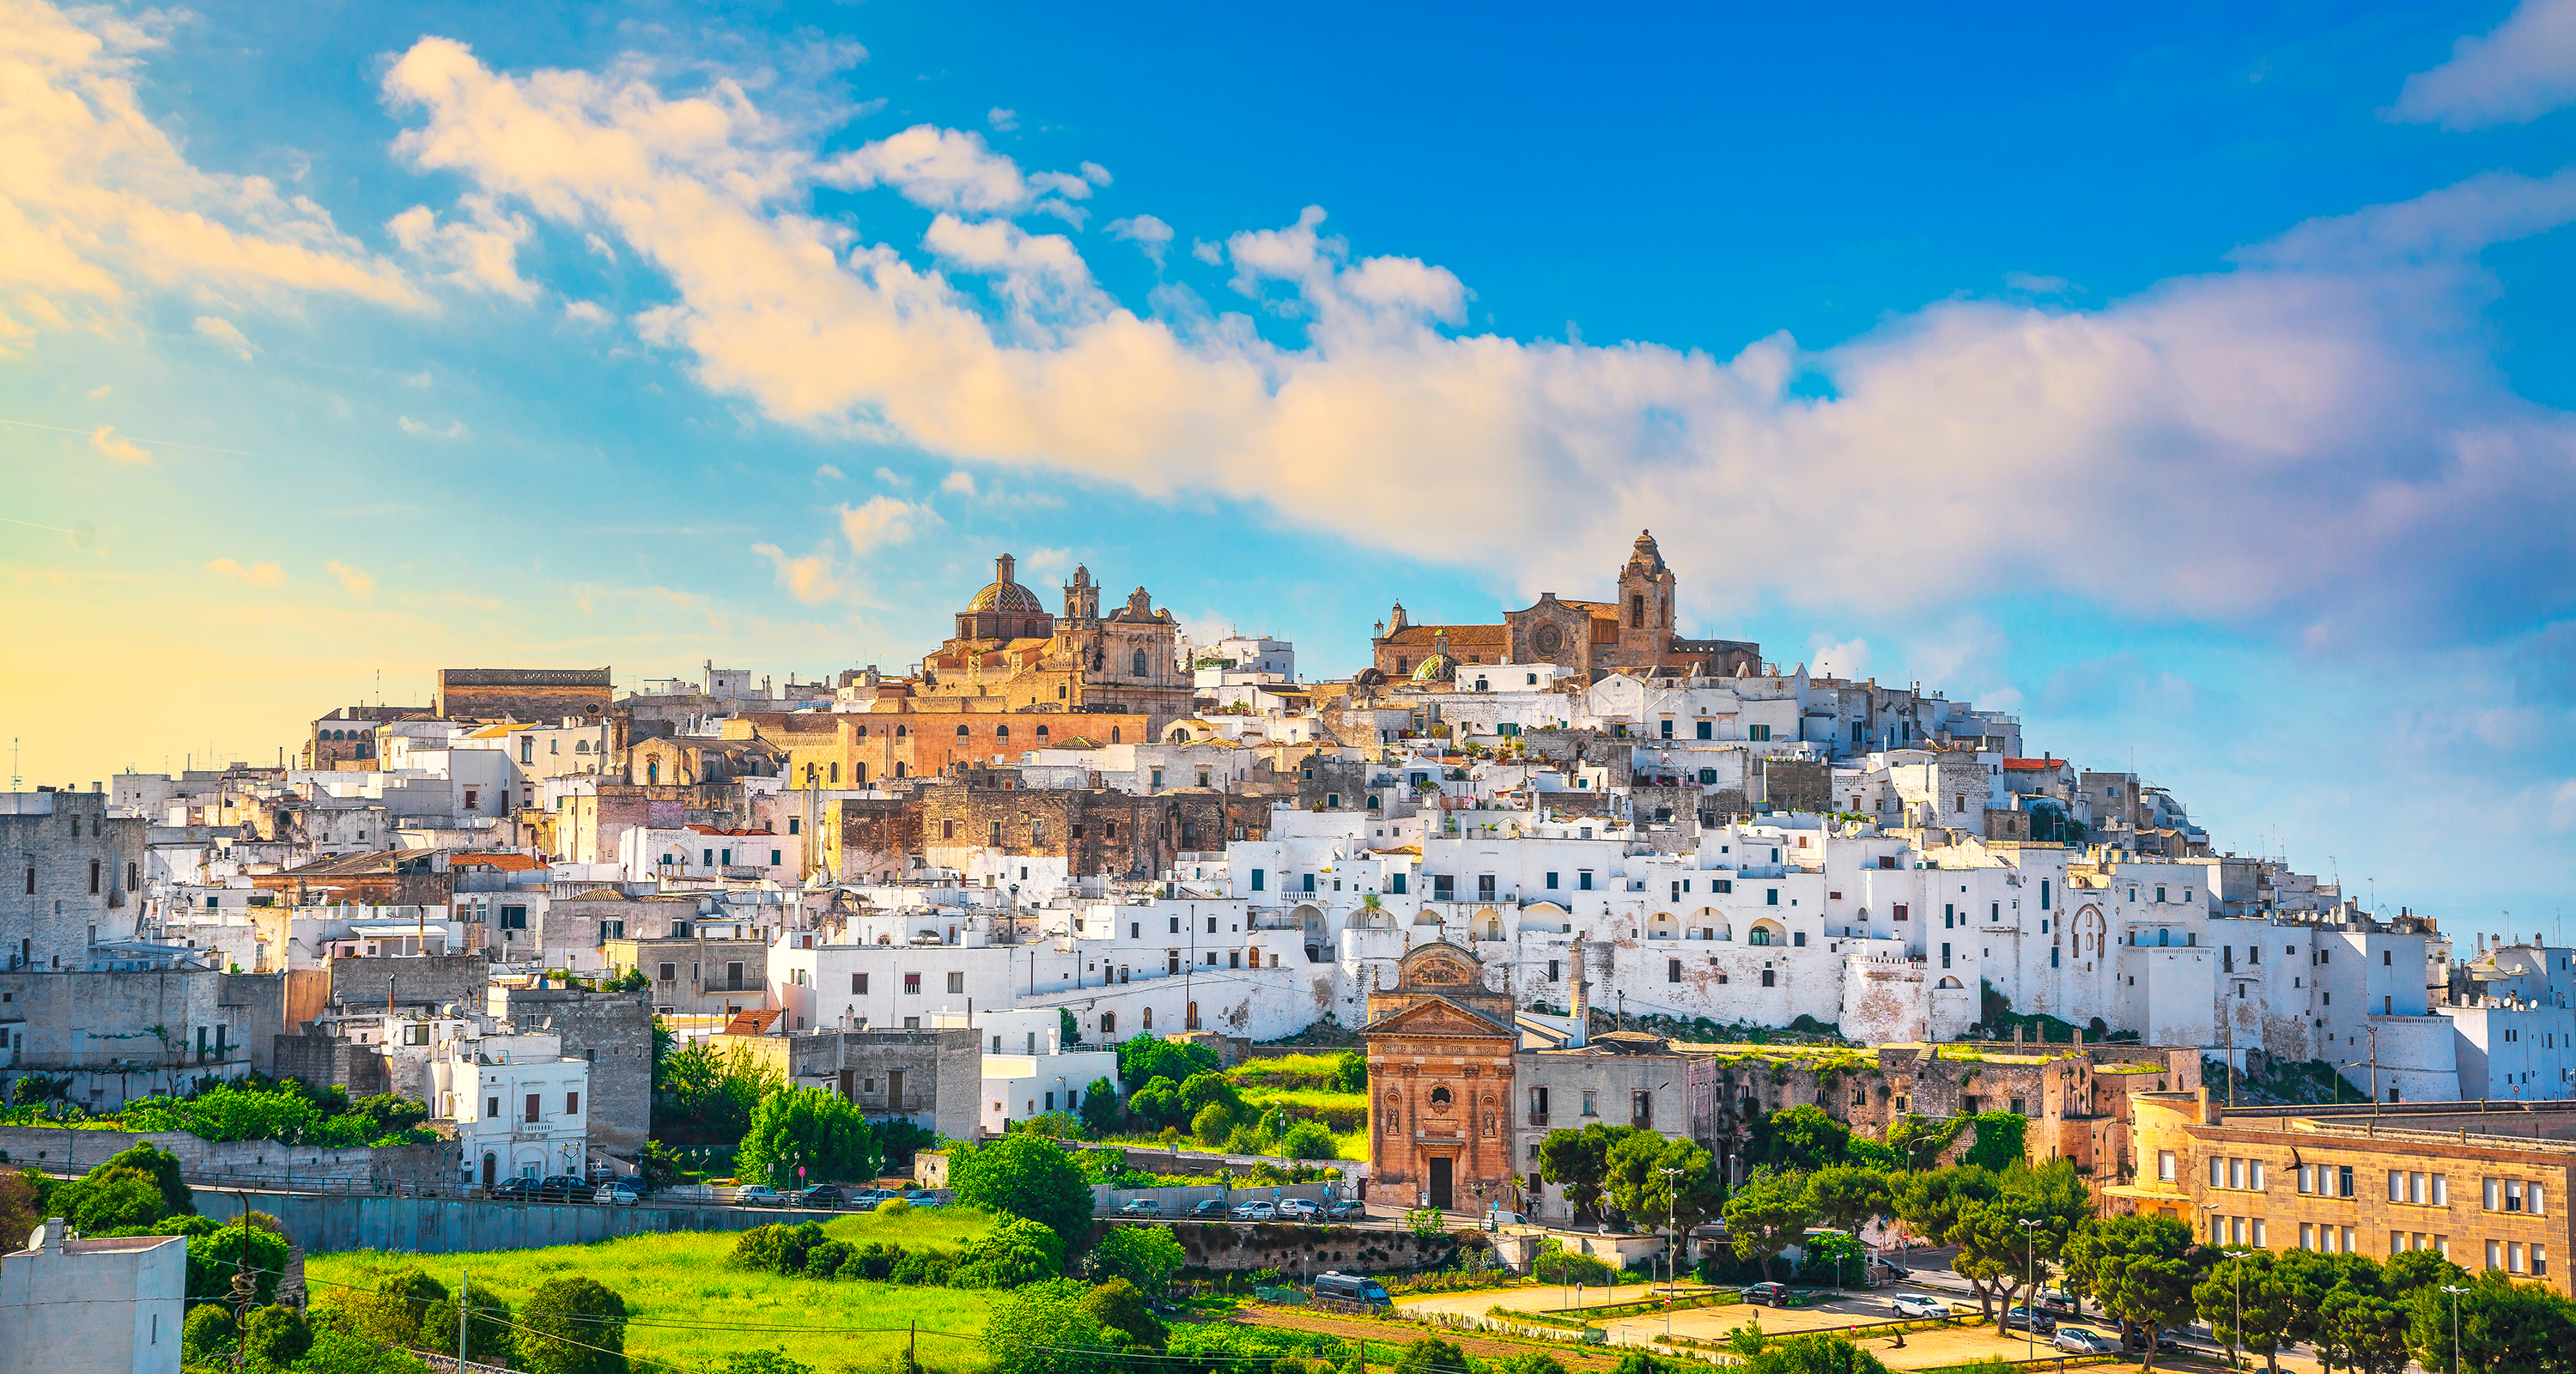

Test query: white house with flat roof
[0,1219,185,1374]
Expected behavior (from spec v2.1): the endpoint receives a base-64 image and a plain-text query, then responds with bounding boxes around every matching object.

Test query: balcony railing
[1527,1111,1548,1127]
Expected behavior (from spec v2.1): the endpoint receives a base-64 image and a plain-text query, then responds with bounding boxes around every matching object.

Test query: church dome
[1410,653,1455,683]
[964,553,1044,614]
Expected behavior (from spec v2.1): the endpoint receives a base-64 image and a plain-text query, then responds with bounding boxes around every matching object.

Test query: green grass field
[307,1207,999,1373]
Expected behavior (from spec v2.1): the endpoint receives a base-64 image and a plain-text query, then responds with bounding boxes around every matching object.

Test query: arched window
[957,725,970,737]
[1110,727,1121,743]
[1133,649,1150,675]
[829,763,840,784]
[895,762,907,778]
[896,725,908,737]
[646,761,659,784]
[574,740,590,753]
[1100,1012,1115,1035]
[1143,1006,1154,1029]
[996,725,1009,739]
[1036,725,1049,739]
[1631,593,1644,627]
[857,724,868,738]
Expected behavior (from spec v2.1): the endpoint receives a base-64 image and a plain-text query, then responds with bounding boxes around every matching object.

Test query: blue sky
[3,0,2571,934]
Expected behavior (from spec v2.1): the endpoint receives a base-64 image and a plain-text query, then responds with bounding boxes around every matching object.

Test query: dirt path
[1232,1305,1628,1371]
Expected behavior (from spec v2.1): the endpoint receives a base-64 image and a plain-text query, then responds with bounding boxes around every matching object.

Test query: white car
[2052,1328,2115,1354]
[1231,1201,1278,1220]
[1889,1295,1949,1319]
[1276,1198,1322,1220]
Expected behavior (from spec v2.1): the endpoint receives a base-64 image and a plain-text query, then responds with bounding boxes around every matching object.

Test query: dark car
[786,1185,848,1208]
[2002,1307,2057,1335]
[539,1175,591,1201]
[1742,1282,1790,1308]
[487,1178,544,1201]
[2125,1328,2186,1355]
[1188,1198,1230,1218]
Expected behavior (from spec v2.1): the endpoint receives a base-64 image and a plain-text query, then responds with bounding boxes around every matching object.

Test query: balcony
[1527,1111,1549,1127]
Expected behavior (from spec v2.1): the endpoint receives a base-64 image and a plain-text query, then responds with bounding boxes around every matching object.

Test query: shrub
[805,1239,855,1279]
[956,1215,1066,1287]
[1394,1336,1473,1374]
[846,1241,903,1280]
[1534,1239,1619,1286]
[985,1276,1109,1374]
[184,1221,291,1306]
[240,1304,313,1370]
[421,1292,515,1364]
[377,1267,450,1342]
[890,1248,957,1286]
[517,1275,630,1374]
[875,1198,913,1217]
[1194,1103,1238,1146]
[182,1304,235,1362]
[1091,1224,1188,1294]
[1084,1277,1167,1351]
[719,1350,816,1374]
[732,1222,829,1276]
[1279,1121,1340,1160]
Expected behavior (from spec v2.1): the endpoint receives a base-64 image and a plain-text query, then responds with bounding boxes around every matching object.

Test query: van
[1314,1272,1392,1308]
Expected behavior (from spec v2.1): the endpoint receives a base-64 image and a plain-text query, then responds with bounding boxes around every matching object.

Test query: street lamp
[2017,1218,2043,1361]
[1659,1165,1684,1340]
[2441,1285,2470,1374]
[2222,1249,2250,1371]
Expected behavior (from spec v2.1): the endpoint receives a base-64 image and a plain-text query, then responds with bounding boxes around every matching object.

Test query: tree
[1393,1336,1473,1374]
[1078,1078,1122,1135]
[1128,1076,1182,1128]
[1091,1224,1188,1294]
[1800,1230,1868,1287]
[957,1215,1069,1287]
[2382,1248,2470,1300]
[184,1220,291,1306]
[1332,1052,1367,1092]
[736,1085,882,1186]
[655,1039,781,1141]
[1115,1035,1220,1092]
[0,1168,43,1243]
[1886,1115,1970,1172]
[1279,1120,1339,1160]
[1539,1122,1638,1222]
[97,1143,194,1218]
[1604,1134,1724,1255]
[240,1304,313,1370]
[1723,1168,1815,1281]
[2063,1214,2199,1371]
[2194,1248,2299,1374]
[517,1276,630,1374]
[1892,1164,1995,1257]
[1083,1278,1167,1350]
[296,1308,441,1374]
[2407,1270,2576,1374]
[983,1276,1109,1374]
[2318,1287,2414,1374]
[2280,1249,2377,1357]
[1747,1105,1852,1172]
[1176,1072,1242,1120]
[1741,1333,1891,1374]
[717,1351,814,1374]
[1192,1102,1236,1146]
[422,1291,516,1365]
[1804,1166,1894,1239]
[51,1167,170,1233]
[183,1304,236,1364]
[948,1133,1097,1240]
[1498,1355,1570,1374]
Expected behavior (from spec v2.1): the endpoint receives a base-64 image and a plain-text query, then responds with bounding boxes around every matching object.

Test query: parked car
[487,1178,544,1201]
[899,1190,945,1208]
[733,1184,782,1207]
[1742,1282,1790,1308]
[2002,1306,2057,1335]
[2052,1328,2115,1354]
[1232,1201,1278,1220]
[786,1185,848,1209]
[1276,1198,1322,1221]
[539,1176,591,1201]
[1889,1295,1949,1319]
[1325,1199,1367,1221]
[1188,1199,1230,1218]
[1314,1271,1394,1309]
[2125,1328,2187,1355]
[593,1179,645,1206]
[1868,1260,1913,1281]
[2036,1286,2076,1314]
[1118,1199,1164,1217]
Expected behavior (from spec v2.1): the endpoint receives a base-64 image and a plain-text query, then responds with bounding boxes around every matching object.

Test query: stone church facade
[1369,532,1759,684]
[1358,942,1519,1213]
[914,554,1194,727]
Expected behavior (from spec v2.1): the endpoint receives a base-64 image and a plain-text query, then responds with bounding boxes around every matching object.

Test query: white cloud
[1108,214,1174,264]
[325,560,374,599]
[2004,271,2069,295]
[939,470,976,496]
[403,369,434,386]
[380,42,2576,649]
[397,415,470,439]
[2392,0,2576,128]
[987,107,1018,132]
[921,213,1102,325]
[88,424,147,464]
[563,300,611,325]
[0,1,423,350]
[872,465,906,487]
[1023,546,1071,575]
[1807,635,1870,682]
[750,541,844,604]
[193,315,253,359]
[387,192,535,299]
[837,494,937,554]
[86,383,109,398]
[204,557,285,587]
[815,463,846,481]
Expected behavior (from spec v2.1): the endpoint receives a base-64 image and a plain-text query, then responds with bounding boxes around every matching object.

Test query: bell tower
[1617,529,1675,661]
[1062,564,1100,624]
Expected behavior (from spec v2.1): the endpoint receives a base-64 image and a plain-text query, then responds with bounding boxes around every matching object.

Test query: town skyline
[4,0,2573,928]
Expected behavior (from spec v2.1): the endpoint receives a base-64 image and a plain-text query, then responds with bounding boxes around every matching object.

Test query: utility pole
[459,1268,470,1366]
[2442,1284,2468,1374]
[2341,1024,2384,1118]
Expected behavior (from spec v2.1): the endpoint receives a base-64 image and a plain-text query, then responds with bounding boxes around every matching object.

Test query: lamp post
[1660,1165,1683,1340]
[2441,1284,2469,1374]
[2222,1249,2249,1371]
[2017,1218,2043,1361]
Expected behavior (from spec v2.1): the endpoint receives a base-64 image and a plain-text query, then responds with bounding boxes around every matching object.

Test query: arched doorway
[481,1152,496,1189]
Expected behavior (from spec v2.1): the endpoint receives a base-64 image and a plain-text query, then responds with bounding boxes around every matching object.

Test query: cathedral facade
[1369,531,1760,684]
[914,555,1194,727]
[1358,942,1521,1213]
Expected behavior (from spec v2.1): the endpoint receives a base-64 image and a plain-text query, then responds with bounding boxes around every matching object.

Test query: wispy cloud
[838,495,939,555]
[325,561,375,599]
[204,557,286,587]
[987,107,1018,132]
[194,315,253,360]
[397,416,470,440]
[88,425,149,465]
[1108,214,1174,265]
[749,542,845,604]
[939,470,977,497]
[2391,0,2576,128]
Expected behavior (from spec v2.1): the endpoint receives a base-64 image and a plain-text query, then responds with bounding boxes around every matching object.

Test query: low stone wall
[1094,1182,1334,1212]
[0,1127,452,1187]
[195,1189,840,1255]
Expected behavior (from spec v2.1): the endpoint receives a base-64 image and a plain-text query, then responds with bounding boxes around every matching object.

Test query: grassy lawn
[308,1207,998,1372]
[1230,1052,1352,1084]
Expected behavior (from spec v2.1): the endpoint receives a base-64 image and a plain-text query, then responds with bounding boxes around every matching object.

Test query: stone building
[775,706,1154,789]
[4,787,148,973]
[817,797,922,883]
[301,704,430,769]
[1370,532,1760,684]
[917,776,1249,879]
[486,984,653,1159]
[1359,942,1520,1212]
[911,555,1194,727]
[732,1024,981,1144]
[434,667,612,722]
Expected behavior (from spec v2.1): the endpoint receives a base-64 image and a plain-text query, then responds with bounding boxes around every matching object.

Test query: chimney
[1569,939,1590,1049]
